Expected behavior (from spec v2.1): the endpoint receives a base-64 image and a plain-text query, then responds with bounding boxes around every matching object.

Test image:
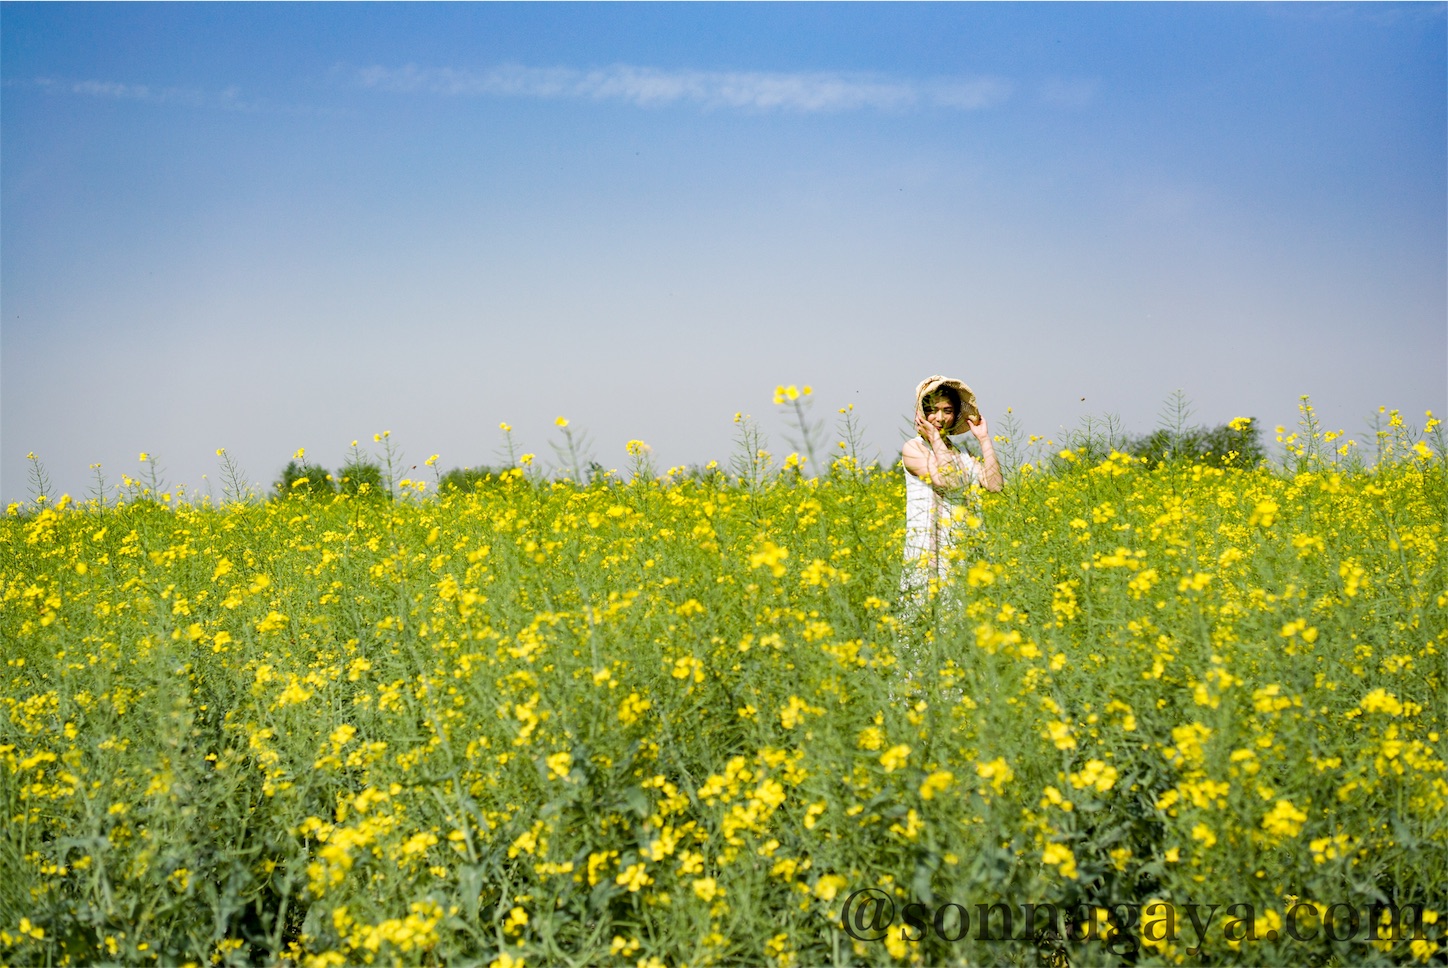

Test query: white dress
[901,445,982,598]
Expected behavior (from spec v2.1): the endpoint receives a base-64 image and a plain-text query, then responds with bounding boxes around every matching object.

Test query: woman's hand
[966,413,1004,492]
[966,414,990,443]
[915,413,943,446]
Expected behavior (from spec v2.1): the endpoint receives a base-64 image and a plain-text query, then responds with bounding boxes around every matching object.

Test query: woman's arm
[966,415,1004,492]
[903,415,975,493]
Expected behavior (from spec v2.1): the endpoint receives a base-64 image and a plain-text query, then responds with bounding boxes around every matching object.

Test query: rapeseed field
[2,403,1444,966]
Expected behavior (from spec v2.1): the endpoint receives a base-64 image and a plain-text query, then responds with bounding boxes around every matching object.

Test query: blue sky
[3,3,1444,500]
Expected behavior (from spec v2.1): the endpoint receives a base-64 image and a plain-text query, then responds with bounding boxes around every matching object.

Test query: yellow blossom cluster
[2,405,1445,965]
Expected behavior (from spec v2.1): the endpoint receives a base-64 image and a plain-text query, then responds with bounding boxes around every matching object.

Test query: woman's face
[924,396,956,432]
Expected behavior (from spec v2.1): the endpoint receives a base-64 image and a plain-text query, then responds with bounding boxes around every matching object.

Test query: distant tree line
[271,412,1265,499]
[1045,415,1266,470]
[1124,419,1266,468]
[272,460,526,498]
[273,457,387,498]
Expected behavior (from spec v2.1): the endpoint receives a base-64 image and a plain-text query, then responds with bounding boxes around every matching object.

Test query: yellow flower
[1040,786,1074,812]
[1262,799,1308,839]
[889,808,924,840]
[671,656,704,683]
[976,757,1013,794]
[1042,843,1078,879]
[814,874,848,901]
[618,692,652,726]
[919,771,954,800]
[294,448,306,460]
[255,611,289,635]
[1044,720,1077,750]
[555,416,569,428]
[545,750,572,780]
[885,932,908,960]
[748,540,789,578]
[615,862,652,892]
[1359,688,1404,716]
[1068,759,1118,794]
[692,877,720,901]
[1309,833,1352,863]
[1249,500,1278,528]
[1178,572,1213,592]
[779,695,821,729]
[879,744,911,772]
[1409,939,1439,963]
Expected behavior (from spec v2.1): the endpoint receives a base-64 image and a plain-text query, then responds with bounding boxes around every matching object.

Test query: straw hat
[914,375,979,436]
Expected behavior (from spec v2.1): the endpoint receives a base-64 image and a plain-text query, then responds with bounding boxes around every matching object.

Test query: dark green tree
[1128,419,1265,468]
[273,461,336,498]
[338,458,387,497]
[438,466,501,493]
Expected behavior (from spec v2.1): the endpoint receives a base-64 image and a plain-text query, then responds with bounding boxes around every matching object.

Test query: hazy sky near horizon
[3,3,1445,500]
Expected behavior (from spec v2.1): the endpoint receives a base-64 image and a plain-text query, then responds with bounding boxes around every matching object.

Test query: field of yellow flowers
[3,407,1445,967]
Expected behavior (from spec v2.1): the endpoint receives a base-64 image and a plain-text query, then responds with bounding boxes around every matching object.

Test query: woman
[901,375,1003,599]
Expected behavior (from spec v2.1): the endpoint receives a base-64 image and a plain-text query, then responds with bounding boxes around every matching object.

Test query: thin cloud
[27,76,208,105]
[353,63,1011,113]
[11,76,337,117]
